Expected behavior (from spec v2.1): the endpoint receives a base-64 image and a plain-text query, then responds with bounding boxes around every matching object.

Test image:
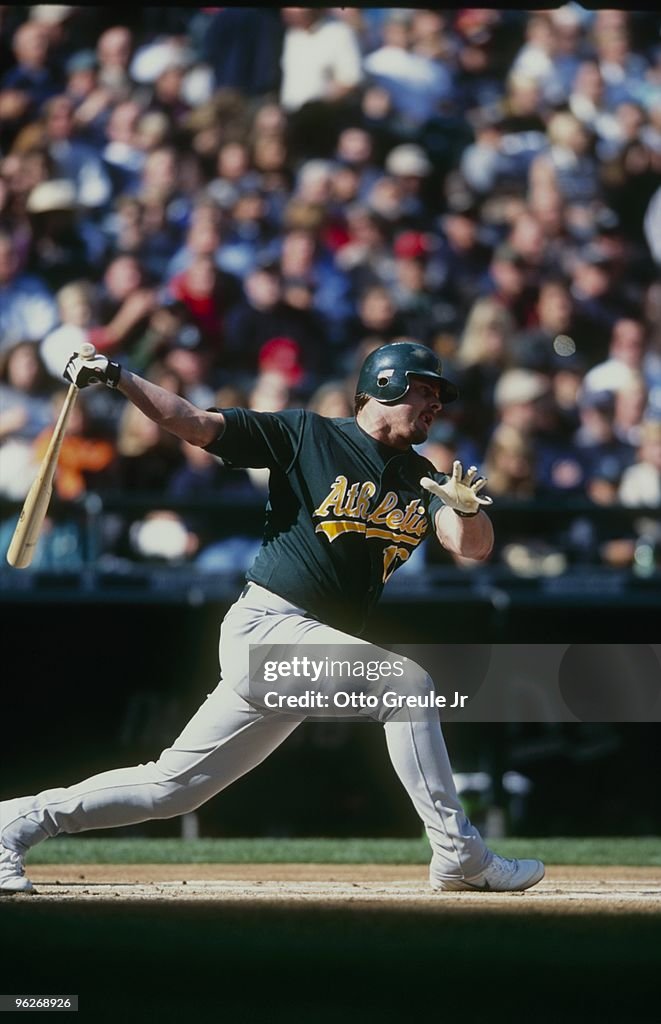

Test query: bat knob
[79,342,96,361]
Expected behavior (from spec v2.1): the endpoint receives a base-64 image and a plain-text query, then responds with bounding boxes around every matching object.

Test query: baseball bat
[6,342,96,569]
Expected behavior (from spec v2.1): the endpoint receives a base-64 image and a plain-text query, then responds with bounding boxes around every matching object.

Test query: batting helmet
[356,340,459,405]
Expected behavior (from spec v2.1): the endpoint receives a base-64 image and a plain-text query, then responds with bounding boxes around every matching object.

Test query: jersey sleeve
[203,407,305,471]
[419,467,450,528]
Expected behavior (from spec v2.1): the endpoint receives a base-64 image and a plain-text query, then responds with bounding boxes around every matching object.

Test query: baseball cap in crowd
[385,144,433,177]
[130,38,195,83]
[493,243,526,268]
[510,332,555,373]
[578,389,615,414]
[576,242,615,267]
[588,454,623,484]
[29,5,75,23]
[393,231,432,260]
[65,49,97,75]
[26,179,77,213]
[258,337,304,387]
[495,369,550,408]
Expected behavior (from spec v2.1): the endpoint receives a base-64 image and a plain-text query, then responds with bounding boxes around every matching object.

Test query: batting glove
[63,351,121,389]
[420,461,494,517]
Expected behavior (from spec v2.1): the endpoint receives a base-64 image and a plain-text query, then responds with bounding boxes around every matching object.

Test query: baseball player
[0,341,544,894]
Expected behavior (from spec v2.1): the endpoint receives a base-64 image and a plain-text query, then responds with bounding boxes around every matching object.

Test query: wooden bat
[6,342,96,569]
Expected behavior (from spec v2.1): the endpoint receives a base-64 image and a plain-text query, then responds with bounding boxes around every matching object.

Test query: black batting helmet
[356,340,459,405]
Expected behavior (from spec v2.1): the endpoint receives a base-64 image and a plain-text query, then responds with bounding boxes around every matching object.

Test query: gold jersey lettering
[354,481,376,519]
[367,491,399,525]
[314,476,348,517]
[342,482,361,517]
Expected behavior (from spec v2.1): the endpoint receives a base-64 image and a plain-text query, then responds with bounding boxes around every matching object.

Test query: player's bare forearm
[434,505,494,561]
[117,369,225,447]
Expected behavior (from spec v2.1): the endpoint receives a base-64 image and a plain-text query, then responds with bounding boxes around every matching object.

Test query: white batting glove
[63,351,121,389]
[420,460,493,517]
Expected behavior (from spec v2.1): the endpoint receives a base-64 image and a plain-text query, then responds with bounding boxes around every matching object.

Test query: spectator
[24,177,108,290]
[619,418,661,507]
[484,423,538,498]
[482,243,536,328]
[583,317,650,393]
[454,298,516,446]
[363,11,455,130]
[41,94,114,211]
[344,284,409,352]
[101,99,146,196]
[573,388,636,482]
[94,25,134,102]
[0,228,59,350]
[0,19,60,149]
[202,8,284,98]
[223,261,325,385]
[280,8,363,114]
[33,389,116,501]
[0,340,55,501]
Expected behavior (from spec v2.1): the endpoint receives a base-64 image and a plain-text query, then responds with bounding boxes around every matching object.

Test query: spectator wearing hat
[492,367,585,494]
[388,231,452,345]
[383,143,435,227]
[0,229,59,350]
[62,48,109,146]
[568,243,637,356]
[482,243,537,328]
[24,177,108,290]
[573,387,637,482]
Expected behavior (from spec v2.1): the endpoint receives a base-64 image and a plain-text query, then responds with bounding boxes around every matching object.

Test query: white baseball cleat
[0,844,34,894]
[433,854,545,892]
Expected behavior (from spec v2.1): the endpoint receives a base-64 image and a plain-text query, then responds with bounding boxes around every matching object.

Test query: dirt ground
[19,863,661,914]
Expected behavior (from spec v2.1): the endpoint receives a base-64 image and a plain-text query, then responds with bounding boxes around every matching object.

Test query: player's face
[390,377,443,445]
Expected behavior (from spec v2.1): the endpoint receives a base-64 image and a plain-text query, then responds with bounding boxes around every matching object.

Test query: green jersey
[206,408,448,634]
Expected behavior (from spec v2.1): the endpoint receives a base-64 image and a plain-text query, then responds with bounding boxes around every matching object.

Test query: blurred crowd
[0,6,660,574]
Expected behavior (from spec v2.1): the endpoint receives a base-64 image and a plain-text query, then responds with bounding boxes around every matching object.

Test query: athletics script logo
[313,475,428,582]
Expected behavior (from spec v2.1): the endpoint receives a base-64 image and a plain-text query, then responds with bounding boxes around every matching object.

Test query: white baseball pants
[1,584,490,885]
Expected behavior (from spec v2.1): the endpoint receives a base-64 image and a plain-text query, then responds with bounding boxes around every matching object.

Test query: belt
[238,581,312,618]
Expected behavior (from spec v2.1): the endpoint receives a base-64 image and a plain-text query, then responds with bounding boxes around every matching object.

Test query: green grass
[25,835,661,866]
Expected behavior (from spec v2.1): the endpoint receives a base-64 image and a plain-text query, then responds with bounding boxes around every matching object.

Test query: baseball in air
[80,342,96,360]
[553,335,576,357]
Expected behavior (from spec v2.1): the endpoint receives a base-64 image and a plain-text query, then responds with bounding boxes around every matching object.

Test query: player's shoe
[0,844,34,894]
[0,801,34,894]
[433,854,545,893]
